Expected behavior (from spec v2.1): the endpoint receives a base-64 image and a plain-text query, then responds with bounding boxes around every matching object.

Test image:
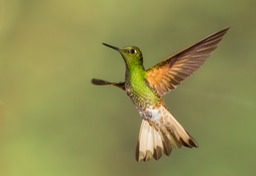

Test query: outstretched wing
[146,28,229,96]
[91,78,125,90]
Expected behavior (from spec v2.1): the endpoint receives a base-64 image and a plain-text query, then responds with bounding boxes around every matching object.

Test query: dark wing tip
[91,78,109,85]
[209,27,230,40]
[218,27,230,33]
[91,78,125,90]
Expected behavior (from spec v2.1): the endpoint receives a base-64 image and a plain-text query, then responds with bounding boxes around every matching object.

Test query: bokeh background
[1,0,256,176]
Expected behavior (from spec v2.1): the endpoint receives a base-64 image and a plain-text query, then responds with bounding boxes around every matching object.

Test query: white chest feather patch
[145,106,165,121]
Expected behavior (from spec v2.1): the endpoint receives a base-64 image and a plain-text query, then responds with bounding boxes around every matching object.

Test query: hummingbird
[91,28,229,162]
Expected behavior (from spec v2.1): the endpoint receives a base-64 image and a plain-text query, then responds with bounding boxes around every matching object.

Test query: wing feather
[147,28,229,96]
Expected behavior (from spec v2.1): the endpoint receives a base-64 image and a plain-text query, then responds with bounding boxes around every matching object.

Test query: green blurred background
[0,0,256,176]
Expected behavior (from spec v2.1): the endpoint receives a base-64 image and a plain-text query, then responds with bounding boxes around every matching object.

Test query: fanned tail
[136,107,198,162]
[136,119,163,161]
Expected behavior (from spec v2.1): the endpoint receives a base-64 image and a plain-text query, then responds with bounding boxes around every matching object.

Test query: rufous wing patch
[147,28,229,96]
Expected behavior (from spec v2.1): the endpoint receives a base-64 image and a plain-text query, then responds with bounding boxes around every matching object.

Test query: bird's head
[102,43,144,69]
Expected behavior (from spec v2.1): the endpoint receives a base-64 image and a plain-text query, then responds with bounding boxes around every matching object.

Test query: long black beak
[102,42,120,51]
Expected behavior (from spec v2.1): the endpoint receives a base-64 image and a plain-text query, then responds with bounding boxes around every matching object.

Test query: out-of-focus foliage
[0,0,256,176]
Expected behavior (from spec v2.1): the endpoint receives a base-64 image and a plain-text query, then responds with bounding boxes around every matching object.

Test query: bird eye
[129,49,136,54]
